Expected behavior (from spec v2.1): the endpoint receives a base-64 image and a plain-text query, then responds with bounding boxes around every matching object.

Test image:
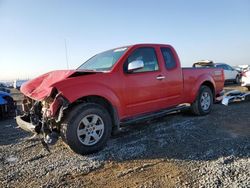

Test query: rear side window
[217,64,230,70]
[125,47,159,73]
[216,65,227,70]
[161,48,177,70]
[216,65,223,69]
[227,65,233,71]
[223,65,229,70]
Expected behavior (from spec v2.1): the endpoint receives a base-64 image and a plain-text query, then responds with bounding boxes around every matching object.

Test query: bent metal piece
[222,90,250,106]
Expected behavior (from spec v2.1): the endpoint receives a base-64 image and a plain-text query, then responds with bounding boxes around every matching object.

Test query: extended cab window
[125,47,159,73]
[161,48,177,69]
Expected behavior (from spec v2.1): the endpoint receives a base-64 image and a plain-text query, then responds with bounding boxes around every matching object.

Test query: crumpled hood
[20,70,75,101]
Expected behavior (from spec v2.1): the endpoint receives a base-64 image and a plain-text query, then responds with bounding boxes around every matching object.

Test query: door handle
[156,75,165,80]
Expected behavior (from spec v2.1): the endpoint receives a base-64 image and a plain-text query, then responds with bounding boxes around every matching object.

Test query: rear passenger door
[159,47,183,106]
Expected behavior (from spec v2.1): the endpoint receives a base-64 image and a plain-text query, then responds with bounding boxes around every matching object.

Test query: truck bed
[182,68,224,103]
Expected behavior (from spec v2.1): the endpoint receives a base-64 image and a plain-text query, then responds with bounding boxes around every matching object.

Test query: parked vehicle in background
[5,81,14,88]
[241,69,250,91]
[16,44,224,154]
[193,62,241,84]
[0,82,10,93]
[233,65,249,74]
[214,63,240,84]
[0,91,16,118]
[13,79,28,89]
[192,60,214,68]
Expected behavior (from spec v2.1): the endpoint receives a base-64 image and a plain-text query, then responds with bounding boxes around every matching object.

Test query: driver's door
[122,47,167,117]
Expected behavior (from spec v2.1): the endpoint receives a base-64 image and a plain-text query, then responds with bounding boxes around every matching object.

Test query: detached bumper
[16,115,36,133]
[215,90,225,102]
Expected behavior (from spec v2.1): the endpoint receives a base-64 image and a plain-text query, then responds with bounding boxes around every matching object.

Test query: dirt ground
[0,85,250,188]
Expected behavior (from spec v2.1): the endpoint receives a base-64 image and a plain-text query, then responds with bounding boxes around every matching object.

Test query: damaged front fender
[43,93,70,119]
[50,94,69,122]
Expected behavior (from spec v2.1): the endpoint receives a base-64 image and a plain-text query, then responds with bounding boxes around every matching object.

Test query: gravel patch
[196,156,250,187]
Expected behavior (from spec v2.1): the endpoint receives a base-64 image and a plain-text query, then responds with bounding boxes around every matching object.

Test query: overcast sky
[0,0,249,80]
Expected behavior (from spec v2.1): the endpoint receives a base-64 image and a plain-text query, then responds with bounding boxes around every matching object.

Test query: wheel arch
[66,95,120,132]
[190,73,216,103]
[201,81,215,99]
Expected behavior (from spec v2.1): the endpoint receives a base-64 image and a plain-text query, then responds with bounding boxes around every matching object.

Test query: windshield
[77,47,127,71]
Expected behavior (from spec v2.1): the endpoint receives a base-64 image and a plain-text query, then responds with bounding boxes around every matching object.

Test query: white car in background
[241,68,250,91]
[214,63,241,84]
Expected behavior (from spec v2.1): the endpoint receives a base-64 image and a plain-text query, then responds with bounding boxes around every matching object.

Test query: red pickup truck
[17,44,224,154]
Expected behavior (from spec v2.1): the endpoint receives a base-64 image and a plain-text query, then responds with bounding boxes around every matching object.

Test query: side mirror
[128,60,144,72]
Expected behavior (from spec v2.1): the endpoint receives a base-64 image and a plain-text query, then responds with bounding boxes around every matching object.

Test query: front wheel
[60,103,112,155]
[191,86,213,116]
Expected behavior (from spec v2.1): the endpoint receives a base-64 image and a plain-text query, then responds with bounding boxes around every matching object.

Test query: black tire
[247,86,250,91]
[60,103,112,155]
[191,85,213,116]
[235,75,240,84]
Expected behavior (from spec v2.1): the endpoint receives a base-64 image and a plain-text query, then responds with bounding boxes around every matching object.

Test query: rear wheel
[61,103,112,155]
[191,86,213,115]
[235,75,240,84]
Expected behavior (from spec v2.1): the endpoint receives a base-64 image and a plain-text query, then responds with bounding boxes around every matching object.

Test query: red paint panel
[20,44,224,121]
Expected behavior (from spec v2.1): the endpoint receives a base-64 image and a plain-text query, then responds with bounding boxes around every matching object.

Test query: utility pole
[64,39,69,69]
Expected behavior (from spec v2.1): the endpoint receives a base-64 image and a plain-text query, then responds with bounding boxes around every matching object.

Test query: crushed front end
[16,89,69,148]
[15,70,75,149]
